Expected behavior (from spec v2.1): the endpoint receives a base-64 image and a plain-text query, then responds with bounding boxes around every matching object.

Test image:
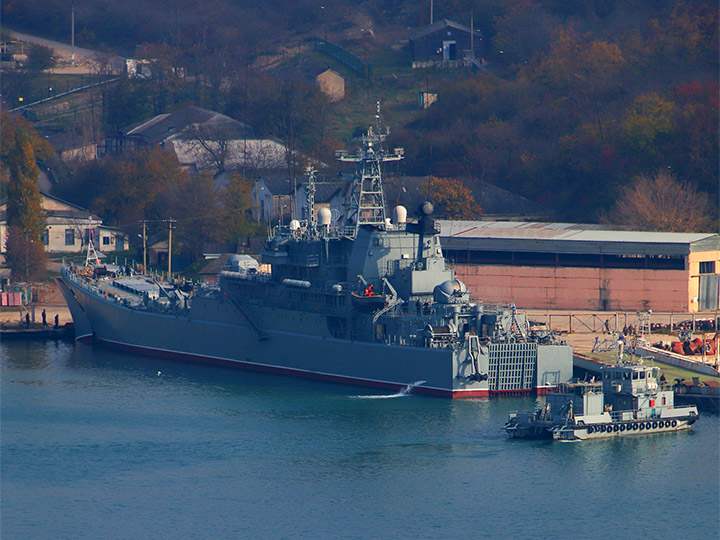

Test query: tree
[1,118,50,281]
[163,171,224,262]
[25,44,56,72]
[183,119,240,176]
[105,78,153,131]
[422,177,482,220]
[219,173,262,240]
[603,169,713,232]
[621,93,674,157]
[4,226,47,282]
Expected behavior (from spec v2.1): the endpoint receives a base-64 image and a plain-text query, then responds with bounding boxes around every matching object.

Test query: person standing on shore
[54,314,59,328]
[42,309,47,326]
[25,313,30,329]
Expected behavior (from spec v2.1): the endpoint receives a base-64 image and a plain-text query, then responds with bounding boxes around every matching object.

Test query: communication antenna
[305,166,317,234]
[84,217,100,267]
[336,101,403,238]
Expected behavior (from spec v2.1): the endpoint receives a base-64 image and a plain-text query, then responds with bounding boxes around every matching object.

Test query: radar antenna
[336,101,404,239]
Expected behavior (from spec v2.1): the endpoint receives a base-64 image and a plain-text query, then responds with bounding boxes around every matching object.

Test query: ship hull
[553,416,698,441]
[58,276,490,398]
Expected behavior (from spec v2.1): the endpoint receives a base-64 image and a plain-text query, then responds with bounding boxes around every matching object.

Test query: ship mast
[336,101,404,239]
[305,165,317,235]
[84,217,101,267]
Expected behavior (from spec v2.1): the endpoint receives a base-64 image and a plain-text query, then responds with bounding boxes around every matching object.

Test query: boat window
[633,371,639,380]
[639,371,645,379]
[623,371,630,380]
[662,397,666,405]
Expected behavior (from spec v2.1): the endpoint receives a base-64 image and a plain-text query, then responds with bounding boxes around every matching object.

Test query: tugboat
[506,358,699,440]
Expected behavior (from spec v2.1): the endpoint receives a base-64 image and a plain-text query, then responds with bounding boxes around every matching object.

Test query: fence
[314,38,371,78]
[528,311,720,336]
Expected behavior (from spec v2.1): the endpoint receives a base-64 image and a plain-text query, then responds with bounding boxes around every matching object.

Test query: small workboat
[506,358,699,441]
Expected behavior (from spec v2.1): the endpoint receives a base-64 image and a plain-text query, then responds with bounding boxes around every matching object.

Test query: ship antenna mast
[306,166,317,235]
[337,101,403,239]
[84,217,101,267]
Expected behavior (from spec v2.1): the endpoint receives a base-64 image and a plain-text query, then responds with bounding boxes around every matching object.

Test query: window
[102,236,110,245]
[699,261,715,274]
[65,229,75,245]
[41,229,49,245]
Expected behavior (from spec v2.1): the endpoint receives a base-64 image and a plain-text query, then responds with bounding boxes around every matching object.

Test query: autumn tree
[1,113,53,281]
[422,177,482,220]
[603,169,713,232]
[220,173,259,241]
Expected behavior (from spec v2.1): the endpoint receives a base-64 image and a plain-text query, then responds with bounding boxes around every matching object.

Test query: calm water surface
[2,340,718,540]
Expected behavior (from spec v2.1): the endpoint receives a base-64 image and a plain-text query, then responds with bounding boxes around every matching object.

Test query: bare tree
[183,120,237,175]
[603,169,714,232]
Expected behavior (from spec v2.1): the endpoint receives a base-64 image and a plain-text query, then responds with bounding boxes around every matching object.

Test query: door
[442,41,456,61]
[699,274,719,311]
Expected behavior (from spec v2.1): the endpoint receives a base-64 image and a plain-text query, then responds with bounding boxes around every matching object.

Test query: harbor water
[2,340,718,540]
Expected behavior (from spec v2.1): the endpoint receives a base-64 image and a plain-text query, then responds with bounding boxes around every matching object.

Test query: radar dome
[289,219,300,231]
[433,279,469,304]
[318,207,332,225]
[421,201,434,216]
[394,205,407,224]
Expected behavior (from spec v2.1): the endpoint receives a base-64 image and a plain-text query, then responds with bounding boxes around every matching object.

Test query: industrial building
[438,221,720,313]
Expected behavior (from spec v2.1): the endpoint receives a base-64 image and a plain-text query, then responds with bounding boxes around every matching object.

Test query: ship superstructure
[58,107,572,397]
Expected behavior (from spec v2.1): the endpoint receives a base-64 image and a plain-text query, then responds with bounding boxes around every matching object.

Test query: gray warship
[505,359,699,439]
[58,110,572,398]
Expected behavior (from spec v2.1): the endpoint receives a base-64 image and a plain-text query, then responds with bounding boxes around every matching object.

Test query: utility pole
[71,0,76,66]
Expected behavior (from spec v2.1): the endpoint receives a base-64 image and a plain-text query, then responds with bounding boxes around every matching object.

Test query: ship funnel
[317,207,332,226]
[394,205,407,224]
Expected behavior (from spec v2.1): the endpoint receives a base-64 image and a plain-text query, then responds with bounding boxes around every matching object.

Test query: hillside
[2,0,718,227]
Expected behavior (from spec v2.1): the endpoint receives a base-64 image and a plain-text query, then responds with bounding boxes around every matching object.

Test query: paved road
[7,29,125,74]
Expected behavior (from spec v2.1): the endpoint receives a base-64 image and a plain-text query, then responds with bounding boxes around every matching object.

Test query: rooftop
[438,220,720,256]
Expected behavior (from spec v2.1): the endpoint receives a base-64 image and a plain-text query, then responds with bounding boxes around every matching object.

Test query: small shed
[409,19,484,66]
[316,68,345,102]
